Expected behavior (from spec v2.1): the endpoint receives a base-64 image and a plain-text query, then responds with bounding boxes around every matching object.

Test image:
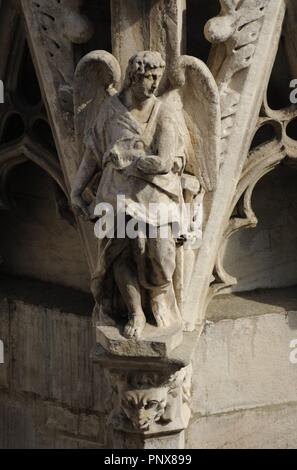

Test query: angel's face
[131,68,163,101]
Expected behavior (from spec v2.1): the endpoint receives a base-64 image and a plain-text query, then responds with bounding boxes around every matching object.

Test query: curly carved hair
[122,51,165,90]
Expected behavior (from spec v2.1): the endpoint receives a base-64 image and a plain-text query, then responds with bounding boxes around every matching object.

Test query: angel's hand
[71,194,91,220]
[137,156,170,175]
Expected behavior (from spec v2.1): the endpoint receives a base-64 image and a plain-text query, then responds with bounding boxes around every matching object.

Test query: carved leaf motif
[205,0,269,159]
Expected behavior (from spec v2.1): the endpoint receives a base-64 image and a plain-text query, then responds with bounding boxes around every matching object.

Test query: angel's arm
[137,113,176,175]
[71,149,98,218]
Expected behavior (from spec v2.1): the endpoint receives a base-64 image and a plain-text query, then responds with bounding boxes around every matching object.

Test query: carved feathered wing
[73,50,121,163]
[173,55,221,192]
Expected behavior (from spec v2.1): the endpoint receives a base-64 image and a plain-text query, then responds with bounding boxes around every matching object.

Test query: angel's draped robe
[85,94,185,324]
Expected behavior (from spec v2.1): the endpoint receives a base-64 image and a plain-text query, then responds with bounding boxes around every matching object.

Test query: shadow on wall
[74,0,112,65]
[224,163,297,293]
[186,0,220,62]
[0,161,91,293]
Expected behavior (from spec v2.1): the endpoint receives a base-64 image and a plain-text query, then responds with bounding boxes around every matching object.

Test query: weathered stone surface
[0,395,38,449]
[46,404,78,435]
[0,391,107,449]
[143,432,185,450]
[19,0,97,274]
[112,430,185,450]
[224,167,297,292]
[207,285,297,323]
[11,301,51,398]
[50,436,104,450]
[45,404,106,443]
[0,165,91,292]
[0,281,110,449]
[193,294,297,416]
[2,287,296,449]
[9,299,94,409]
[187,403,297,449]
[48,309,94,409]
[78,413,103,440]
[37,432,105,450]
[92,363,111,414]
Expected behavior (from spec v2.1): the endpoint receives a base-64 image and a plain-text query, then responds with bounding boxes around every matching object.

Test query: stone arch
[0,2,90,291]
[0,159,90,291]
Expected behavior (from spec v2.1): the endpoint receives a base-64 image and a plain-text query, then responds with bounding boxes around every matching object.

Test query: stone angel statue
[71,50,221,341]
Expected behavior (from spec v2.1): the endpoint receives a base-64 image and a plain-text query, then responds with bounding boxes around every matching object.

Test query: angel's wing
[172,55,221,192]
[73,50,121,163]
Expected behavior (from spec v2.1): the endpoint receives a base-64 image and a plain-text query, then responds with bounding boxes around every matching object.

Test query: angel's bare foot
[151,288,182,329]
[124,312,146,340]
[154,313,167,328]
[151,297,169,328]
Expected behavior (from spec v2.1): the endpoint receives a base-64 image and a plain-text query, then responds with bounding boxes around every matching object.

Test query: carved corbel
[94,340,195,449]
[107,366,191,435]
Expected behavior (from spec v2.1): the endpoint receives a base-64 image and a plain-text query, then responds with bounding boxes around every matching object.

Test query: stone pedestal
[96,324,183,358]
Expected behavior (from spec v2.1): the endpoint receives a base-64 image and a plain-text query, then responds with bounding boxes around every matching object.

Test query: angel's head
[123,51,165,101]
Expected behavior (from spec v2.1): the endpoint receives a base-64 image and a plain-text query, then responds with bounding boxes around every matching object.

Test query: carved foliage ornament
[205,0,269,158]
[30,0,93,116]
